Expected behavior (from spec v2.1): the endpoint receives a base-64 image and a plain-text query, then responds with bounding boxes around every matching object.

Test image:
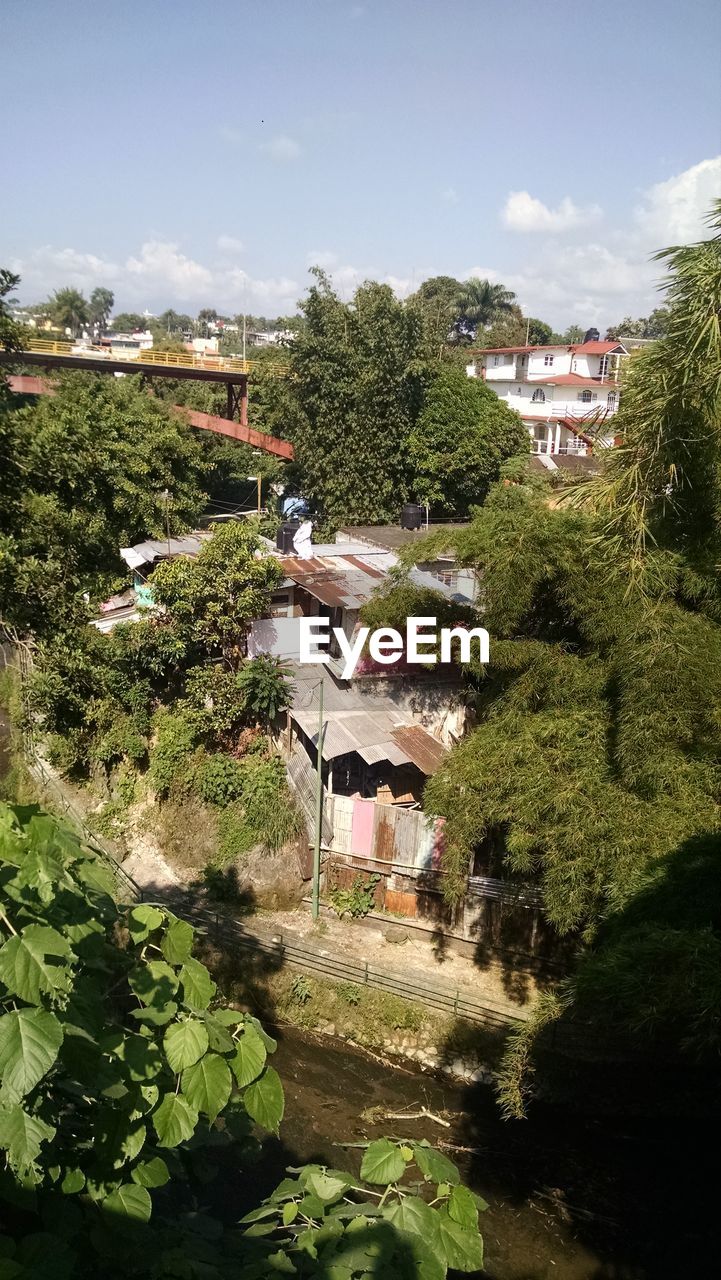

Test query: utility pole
[311,678,325,920]
[242,312,247,364]
[525,315,530,345]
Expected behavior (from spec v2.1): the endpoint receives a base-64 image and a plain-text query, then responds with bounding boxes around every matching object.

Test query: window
[544,354,554,366]
[493,355,500,366]
[607,391,617,407]
[531,388,546,403]
[579,390,597,403]
[599,356,609,377]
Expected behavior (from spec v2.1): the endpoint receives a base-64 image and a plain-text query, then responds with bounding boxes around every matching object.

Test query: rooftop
[337,523,469,552]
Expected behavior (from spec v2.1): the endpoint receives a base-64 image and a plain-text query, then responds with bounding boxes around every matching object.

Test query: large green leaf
[178,958,215,1010]
[116,1033,164,1082]
[160,918,194,965]
[152,1093,198,1148]
[128,961,178,1008]
[202,1011,235,1054]
[127,904,164,942]
[131,1156,170,1188]
[359,1138,406,1186]
[447,1183,481,1231]
[231,1026,266,1087]
[435,1207,484,1273]
[102,1183,152,1223]
[0,1104,55,1175]
[181,1053,232,1123]
[0,925,73,1004]
[413,1142,461,1186]
[0,1009,63,1103]
[163,1020,209,1072]
[243,1066,284,1133]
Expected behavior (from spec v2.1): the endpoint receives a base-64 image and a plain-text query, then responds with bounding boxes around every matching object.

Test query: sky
[4,0,721,329]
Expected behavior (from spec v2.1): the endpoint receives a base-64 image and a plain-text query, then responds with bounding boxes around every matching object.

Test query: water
[217,1026,715,1280]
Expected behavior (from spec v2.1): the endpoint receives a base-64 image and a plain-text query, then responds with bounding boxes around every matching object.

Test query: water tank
[276,520,301,553]
[400,503,423,531]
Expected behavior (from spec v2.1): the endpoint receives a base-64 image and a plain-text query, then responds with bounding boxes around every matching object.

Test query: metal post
[311,679,325,920]
[257,475,262,515]
[240,378,248,427]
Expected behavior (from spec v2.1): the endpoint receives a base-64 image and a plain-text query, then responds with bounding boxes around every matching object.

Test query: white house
[466,340,627,458]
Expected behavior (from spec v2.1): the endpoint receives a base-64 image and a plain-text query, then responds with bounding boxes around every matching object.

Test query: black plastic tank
[276,520,301,553]
[400,503,423,531]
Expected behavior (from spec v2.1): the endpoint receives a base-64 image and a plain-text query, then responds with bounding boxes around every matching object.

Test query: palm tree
[50,288,89,338]
[455,278,516,340]
[88,287,114,335]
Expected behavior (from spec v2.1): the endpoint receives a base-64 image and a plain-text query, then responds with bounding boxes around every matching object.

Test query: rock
[383,925,410,944]
[451,1058,466,1078]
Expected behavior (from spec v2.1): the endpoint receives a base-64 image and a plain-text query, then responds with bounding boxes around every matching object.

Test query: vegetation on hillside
[406,204,721,1111]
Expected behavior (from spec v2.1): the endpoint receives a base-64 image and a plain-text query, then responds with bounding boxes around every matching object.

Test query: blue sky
[4,0,720,327]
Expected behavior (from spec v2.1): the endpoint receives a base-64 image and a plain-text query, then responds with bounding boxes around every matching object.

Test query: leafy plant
[0,801,284,1275]
[290,975,312,1005]
[329,872,380,919]
[236,654,293,723]
[234,1141,487,1276]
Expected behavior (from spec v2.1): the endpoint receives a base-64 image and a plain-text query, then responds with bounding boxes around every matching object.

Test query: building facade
[466,340,627,458]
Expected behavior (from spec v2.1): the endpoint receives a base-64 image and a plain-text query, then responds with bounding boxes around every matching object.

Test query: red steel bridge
[1,339,294,460]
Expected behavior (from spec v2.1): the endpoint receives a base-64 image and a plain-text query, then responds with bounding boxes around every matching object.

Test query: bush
[329,872,380,918]
[148,708,198,798]
[194,752,247,807]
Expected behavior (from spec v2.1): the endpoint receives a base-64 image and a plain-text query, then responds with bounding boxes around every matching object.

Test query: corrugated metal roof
[390,725,448,775]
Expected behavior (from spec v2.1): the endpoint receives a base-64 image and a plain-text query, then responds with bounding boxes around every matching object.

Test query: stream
[216,1026,715,1280]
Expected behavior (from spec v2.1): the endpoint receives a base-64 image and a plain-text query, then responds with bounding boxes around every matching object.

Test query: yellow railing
[4,338,289,377]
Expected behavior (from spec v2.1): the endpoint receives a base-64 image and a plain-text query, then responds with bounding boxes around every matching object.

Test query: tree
[412,205,721,1113]
[88,286,114,334]
[408,366,529,514]
[0,373,208,637]
[407,275,464,352]
[0,803,484,1277]
[111,312,146,333]
[149,521,284,670]
[560,324,585,343]
[605,306,670,341]
[289,271,425,531]
[455,278,516,340]
[50,287,89,337]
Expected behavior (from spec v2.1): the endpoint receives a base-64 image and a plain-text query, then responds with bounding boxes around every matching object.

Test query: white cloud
[503,191,602,233]
[126,241,213,298]
[633,156,721,245]
[12,240,300,316]
[260,134,302,162]
[440,187,459,205]
[217,234,244,255]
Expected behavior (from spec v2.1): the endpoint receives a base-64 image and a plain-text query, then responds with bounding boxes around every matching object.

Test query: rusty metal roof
[390,725,448,775]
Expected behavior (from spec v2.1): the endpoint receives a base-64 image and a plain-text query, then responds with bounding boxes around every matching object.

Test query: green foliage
[419,209,721,1105]
[0,372,208,636]
[235,1144,486,1276]
[289,974,312,1005]
[329,872,380,919]
[236,654,293,722]
[0,802,292,1275]
[148,709,198,798]
[49,287,89,336]
[290,272,427,530]
[194,752,247,807]
[149,521,283,670]
[408,364,529,512]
